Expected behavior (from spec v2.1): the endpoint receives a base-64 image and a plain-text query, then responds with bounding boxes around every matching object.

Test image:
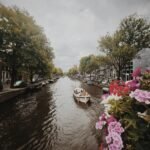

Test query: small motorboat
[87,80,94,85]
[73,88,91,104]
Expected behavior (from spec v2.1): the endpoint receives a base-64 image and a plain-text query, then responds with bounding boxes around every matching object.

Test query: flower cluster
[106,121,124,150]
[109,80,130,96]
[96,113,107,130]
[130,89,150,104]
[96,67,150,149]
[125,80,140,91]
[96,114,124,150]
[101,94,122,116]
[132,67,141,78]
[144,69,150,79]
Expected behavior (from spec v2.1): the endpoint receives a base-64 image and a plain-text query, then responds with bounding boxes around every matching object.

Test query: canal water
[0,77,103,150]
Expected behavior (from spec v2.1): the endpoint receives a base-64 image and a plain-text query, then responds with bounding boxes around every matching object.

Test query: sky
[1,0,150,71]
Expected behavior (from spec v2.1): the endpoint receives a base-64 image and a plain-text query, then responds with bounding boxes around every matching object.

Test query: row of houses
[123,48,150,81]
[1,66,11,83]
[79,48,150,83]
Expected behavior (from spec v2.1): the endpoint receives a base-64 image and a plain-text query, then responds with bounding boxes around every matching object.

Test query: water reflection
[0,77,102,150]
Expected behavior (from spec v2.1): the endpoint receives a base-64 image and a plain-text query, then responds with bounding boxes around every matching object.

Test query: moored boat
[49,79,54,83]
[73,88,91,104]
[87,80,94,85]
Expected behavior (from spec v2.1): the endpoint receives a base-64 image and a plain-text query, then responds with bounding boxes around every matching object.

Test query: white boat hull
[73,93,90,104]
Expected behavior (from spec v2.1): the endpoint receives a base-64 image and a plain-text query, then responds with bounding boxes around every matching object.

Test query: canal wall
[0,78,59,104]
[0,88,26,103]
[0,80,51,103]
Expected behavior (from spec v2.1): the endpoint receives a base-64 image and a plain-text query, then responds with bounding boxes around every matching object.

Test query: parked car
[13,80,28,88]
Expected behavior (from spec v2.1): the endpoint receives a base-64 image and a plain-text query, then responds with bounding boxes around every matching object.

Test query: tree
[52,66,63,76]
[99,15,150,79]
[0,4,54,87]
[79,55,100,75]
[79,56,88,75]
[100,32,136,79]
[119,14,150,52]
[67,65,78,76]
[79,55,101,81]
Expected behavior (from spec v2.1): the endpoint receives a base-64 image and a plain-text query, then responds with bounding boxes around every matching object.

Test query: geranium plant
[109,80,130,96]
[96,113,124,150]
[96,68,150,150]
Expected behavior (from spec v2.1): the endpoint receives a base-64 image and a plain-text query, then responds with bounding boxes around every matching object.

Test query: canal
[0,77,103,150]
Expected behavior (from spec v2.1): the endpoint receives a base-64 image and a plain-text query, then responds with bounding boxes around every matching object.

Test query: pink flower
[130,89,150,104]
[125,80,140,91]
[107,116,117,124]
[110,132,122,143]
[102,94,110,100]
[99,113,107,121]
[109,143,118,150]
[108,132,124,150]
[132,67,141,78]
[96,114,124,149]
[108,121,124,135]
[96,120,106,130]
[106,135,112,144]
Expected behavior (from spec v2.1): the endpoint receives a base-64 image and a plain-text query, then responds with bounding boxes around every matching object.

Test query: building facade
[122,48,150,81]
[1,66,11,84]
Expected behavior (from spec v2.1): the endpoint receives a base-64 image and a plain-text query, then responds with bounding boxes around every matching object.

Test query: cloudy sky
[1,0,150,71]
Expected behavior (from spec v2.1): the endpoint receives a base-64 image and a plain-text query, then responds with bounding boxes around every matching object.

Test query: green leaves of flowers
[107,96,150,149]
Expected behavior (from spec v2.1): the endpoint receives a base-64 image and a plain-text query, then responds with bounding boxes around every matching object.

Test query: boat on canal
[87,80,94,85]
[73,88,91,104]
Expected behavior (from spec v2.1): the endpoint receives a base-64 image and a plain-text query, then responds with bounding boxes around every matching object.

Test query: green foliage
[119,14,150,52]
[141,79,150,91]
[108,96,150,149]
[52,67,63,76]
[98,14,150,79]
[99,31,137,79]
[140,71,150,90]
[79,55,100,74]
[0,4,54,85]
[67,65,78,76]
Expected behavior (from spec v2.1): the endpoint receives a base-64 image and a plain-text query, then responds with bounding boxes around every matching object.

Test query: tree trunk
[10,49,17,88]
[117,69,121,80]
[30,70,33,83]
[10,67,17,88]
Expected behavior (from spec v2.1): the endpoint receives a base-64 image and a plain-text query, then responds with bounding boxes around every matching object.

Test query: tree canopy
[119,14,150,52]
[0,4,54,86]
[79,55,100,74]
[98,14,150,79]
[67,65,78,76]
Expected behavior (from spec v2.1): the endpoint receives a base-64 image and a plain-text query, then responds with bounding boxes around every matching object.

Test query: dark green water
[0,77,102,150]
